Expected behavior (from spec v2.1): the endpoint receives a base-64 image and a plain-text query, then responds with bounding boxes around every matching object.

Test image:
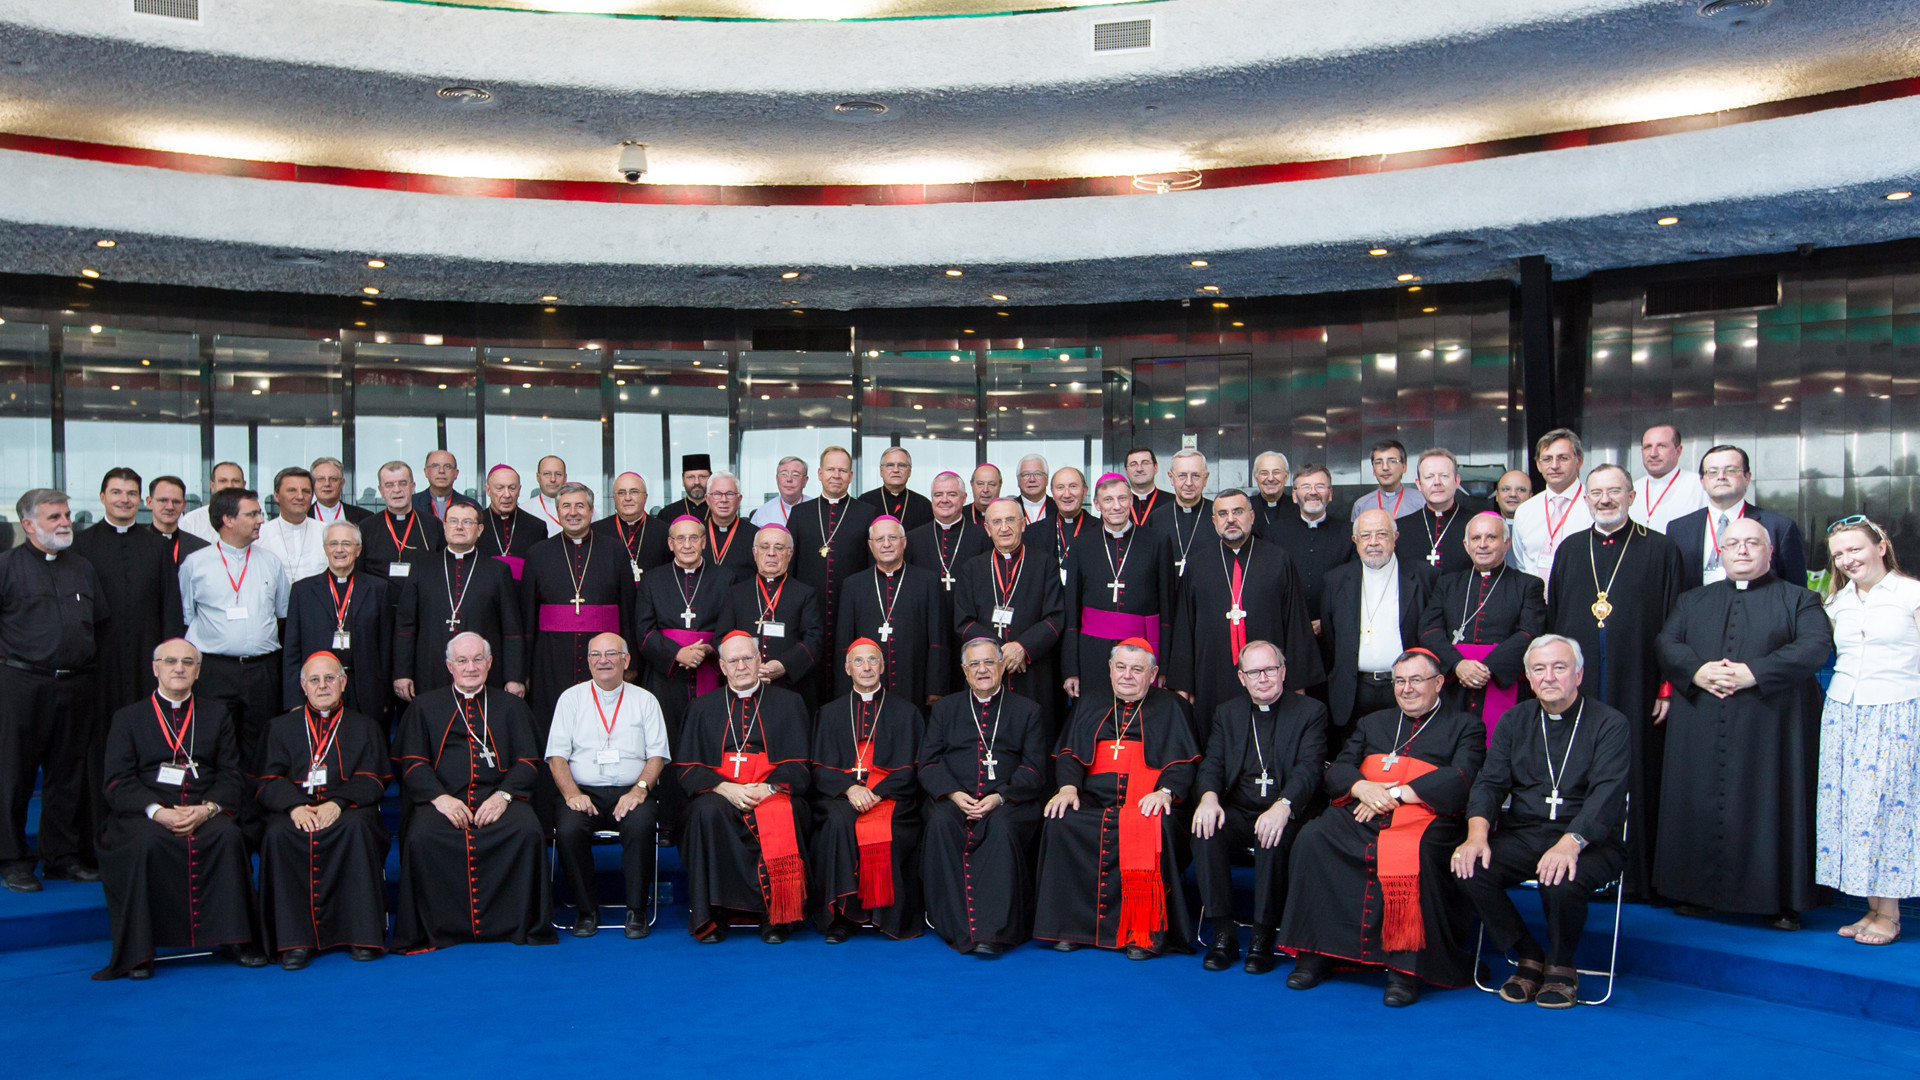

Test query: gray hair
[377,459,413,480]
[1016,453,1048,473]
[1253,450,1291,473]
[1524,633,1586,670]
[310,456,346,473]
[960,637,1003,661]
[16,488,69,522]
[322,521,364,545]
[1110,641,1159,670]
[1170,448,1208,469]
[776,455,808,472]
[446,631,493,662]
[554,481,595,508]
[707,470,740,489]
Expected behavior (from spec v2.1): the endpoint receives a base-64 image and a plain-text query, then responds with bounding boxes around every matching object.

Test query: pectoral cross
[1544,788,1566,821]
[182,758,200,778]
[940,571,955,590]
[1107,579,1125,603]
[1382,753,1400,770]
[681,607,697,628]
[982,749,999,781]
[852,757,869,782]
[1255,769,1273,797]
[303,771,324,795]
[1426,550,1441,566]
[445,615,461,632]
[728,751,749,778]
[571,593,584,615]
[477,745,497,768]
[1175,557,1187,575]
[877,622,893,642]
[1110,739,1126,760]
[1451,628,1464,644]
[1226,604,1247,625]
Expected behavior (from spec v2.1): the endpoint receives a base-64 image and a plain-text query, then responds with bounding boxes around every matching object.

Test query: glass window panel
[212,335,345,510]
[61,326,202,525]
[612,350,727,510]
[0,322,53,549]
[353,342,477,512]
[986,347,1100,482]
[738,351,854,501]
[862,350,979,493]
[483,346,605,507]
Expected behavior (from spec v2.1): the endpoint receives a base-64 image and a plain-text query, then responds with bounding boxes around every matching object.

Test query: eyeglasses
[962,658,1001,670]
[1392,674,1441,689]
[1239,665,1283,680]
[155,657,200,667]
[303,673,345,686]
[1719,538,1768,552]
[586,650,626,660]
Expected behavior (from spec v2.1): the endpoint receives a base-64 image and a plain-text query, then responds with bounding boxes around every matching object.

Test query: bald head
[300,650,347,710]
[970,464,1002,507]
[1720,517,1773,582]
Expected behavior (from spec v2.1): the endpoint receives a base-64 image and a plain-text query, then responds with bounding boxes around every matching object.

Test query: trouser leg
[0,671,52,872]
[1458,832,1548,963]
[1540,841,1625,968]
[32,679,90,869]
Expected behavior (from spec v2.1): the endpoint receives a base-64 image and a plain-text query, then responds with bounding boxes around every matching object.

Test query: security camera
[617,141,648,183]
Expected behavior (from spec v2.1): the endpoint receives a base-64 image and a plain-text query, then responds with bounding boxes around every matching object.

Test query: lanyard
[1055,512,1085,560]
[304,705,342,770]
[1131,489,1159,528]
[1378,488,1405,517]
[757,574,787,621]
[314,502,344,523]
[615,514,648,560]
[327,573,355,630]
[592,685,625,741]
[1644,471,1684,519]
[536,493,562,527]
[384,512,417,559]
[1705,502,1746,554]
[1543,492,1579,547]
[216,544,251,598]
[708,518,742,564]
[151,694,194,763]
[992,546,1025,606]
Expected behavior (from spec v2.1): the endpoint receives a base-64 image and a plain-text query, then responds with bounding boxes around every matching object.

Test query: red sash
[723,751,806,924]
[854,761,897,910]
[661,628,721,695]
[1089,739,1166,949]
[1360,753,1438,953]
[1455,643,1519,746]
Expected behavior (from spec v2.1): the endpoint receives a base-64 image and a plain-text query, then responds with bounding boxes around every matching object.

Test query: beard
[28,525,73,552]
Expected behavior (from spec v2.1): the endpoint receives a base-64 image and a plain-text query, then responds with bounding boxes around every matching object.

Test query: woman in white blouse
[1820,516,1919,946]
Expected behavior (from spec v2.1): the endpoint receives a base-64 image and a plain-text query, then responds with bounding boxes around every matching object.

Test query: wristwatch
[1388,786,1406,802]
[493,790,513,803]
[635,779,650,791]
[1567,833,1588,850]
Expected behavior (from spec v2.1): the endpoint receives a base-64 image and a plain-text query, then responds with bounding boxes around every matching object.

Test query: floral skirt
[1817,696,1920,898]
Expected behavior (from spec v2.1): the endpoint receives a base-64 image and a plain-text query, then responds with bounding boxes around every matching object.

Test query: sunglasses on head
[1828,514,1885,539]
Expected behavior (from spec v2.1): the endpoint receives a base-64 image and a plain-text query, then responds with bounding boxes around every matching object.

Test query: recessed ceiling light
[539,295,559,302]
[1059,354,1070,362]
[996,311,1010,317]
[781,271,800,279]
[1657,216,1680,225]
[945,269,964,277]
[362,286,380,295]
[760,394,771,400]
[353,320,366,327]
[543,306,557,313]
[989,294,1009,302]
[1211,301,1229,309]
[89,324,102,333]
[1888,191,1913,201]
[438,383,448,390]
[1189,259,1209,268]
[1200,285,1220,293]
[366,259,385,268]
[1408,286,1422,292]
[437,85,493,105]
[360,300,375,307]
[95,239,116,249]
[962,329,975,334]
[912,403,924,410]
[109,384,120,391]
[80,268,100,278]
[521,382,532,389]
[1231,321,1244,327]
[791,309,806,315]
[1396,273,1418,282]
[950,355,962,362]
[1368,248,1389,256]
[1422,306,1437,313]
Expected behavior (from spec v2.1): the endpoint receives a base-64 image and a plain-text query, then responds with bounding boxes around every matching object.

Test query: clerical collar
[1263,498,1281,509]
[731,685,759,699]
[856,689,877,702]
[456,686,484,701]
[333,573,351,584]
[998,548,1018,559]
[1594,518,1628,537]
[1176,499,1202,512]
[973,691,999,705]
[880,566,899,578]
[158,690,191,708]
[217,538,250,557]
[42,551,56,561]
[1735,578,1752,590]
[1543,699,1578,721]
[935,517,961,529]
[824,495,843,505]
[593,682,624,698]
[762,574,784,585]
[1363,557,1397,578]
[112,523,132,534]
[1225,538,1249,554]
[154,527,176,537]
[389,507,412,519]
[1429,502,1454,517]
[570,535,587,545]
[449,547,473,559]
[1104,520,1133,538]
[1022,495,1046,511]
[1300,510,1327,527]
[1255,701,1272,712]
[679,561,703,572]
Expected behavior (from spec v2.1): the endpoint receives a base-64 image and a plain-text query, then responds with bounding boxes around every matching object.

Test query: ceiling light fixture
[1888,191,1913,201]
[1368,248,1390,256]
[1408,286,1422,292]
[1200,285,1220,293]
[366,259,385,268]
[1657,216,1680,225]
[80,268,100,278]
[945,269,964,277]
[540,295,559,302]
[1231,321,1244,328]
[543,306,557,313]
[362,286,380,295]
[95,239,116,248]
[89,324,102,333]
[1189,260,1209,268]
[1132,169,1202,194]
[1396,273,1418,282]
[989,294,1009,302]
[437,85,493,105]
[1422,306,1437,313]
[781,271,800,279]
[1212,302,1229,309]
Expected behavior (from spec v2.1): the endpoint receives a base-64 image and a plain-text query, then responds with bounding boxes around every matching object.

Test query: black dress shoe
[1243,927,1278,975]
[1286,953,1330,990]
[624,911,649,940]
[823,917,856,945]
[1125,945,1158,961]
[2,869,41,893]
[1050,940,1082,952]
[759,921,790,945]
[697,923,728,944]
[224,944,270,968]
[571,911,600,938]
[971,941,1003,958]
[1202,939,1240,971]
[280,948,315,971]
[127,963,153,980]
[348,946,383,962]
[1770,912,1802,932]
[44,861,100,883]
[1383,972,1421,1008]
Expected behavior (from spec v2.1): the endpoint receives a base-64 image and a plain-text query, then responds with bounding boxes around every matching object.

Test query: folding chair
[1472,794,1627,1006]
[550,826,663,933]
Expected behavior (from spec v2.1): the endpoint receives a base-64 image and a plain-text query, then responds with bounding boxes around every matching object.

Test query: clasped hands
[1692,658,1757,699]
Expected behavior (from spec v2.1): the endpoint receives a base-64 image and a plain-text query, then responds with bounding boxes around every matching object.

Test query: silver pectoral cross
[1426,550,1442,566]
[1544,788,1566,821]
[1107,579,1125,603]
[853,759,868,782]
[982,749,999,781]
[571,593,584,615]
[303,770,324,795]
[1255,769,1273,797]
[940,571,955,590]
[1226,604,1247,625]
[445,615,461,632]
[183,758,200,778]
[681,607,697,628]
[1382,753,1400,770]
[477,745,497,768]
[728,751,749,779]
[1175,557,1187,575]
[1451,628,1464,644]
[877,622,893,642]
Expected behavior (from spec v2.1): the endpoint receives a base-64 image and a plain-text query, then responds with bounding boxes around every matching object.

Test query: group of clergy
[0,425,1834,1007]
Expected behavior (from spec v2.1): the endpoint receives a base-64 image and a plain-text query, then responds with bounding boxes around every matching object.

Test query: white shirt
[1509,484,1592,581]
[751,494,805,528]
[1021,495,1049,523]
[544,680,671,787]
[179,540,289,657]
[1350,487,1423,521]
[179,505,217,544]
[531,493,566,537]
[256,515,328,581]
[1825,573,1920,706]
[1632,469,1709,534]
[311,500,352,524]
[1698,503,1748,587]
[1357,558,1403,673]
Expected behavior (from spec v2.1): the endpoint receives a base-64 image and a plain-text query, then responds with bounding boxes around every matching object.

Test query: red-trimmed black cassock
[391,684,555,952]
[835,563,949,708]
[715,561,825,708]
[790,495,878,699]
[357,506,444,595]
[592,510,673,586]
[1394,498,1486,581]
[1035,685,1199,954]
[1545,520,1684,899]
[1192,693,1329,933]
[1168,535,1324,729]
[479,503,548,582]
[281,569,391,719]
[860,485,934,532]
[918,686,1050,952]
[954,544,1064,736]
[675,680,814,935]
[909,514,990,689]
[704,516,759,578]
[1152,497,1213,584]
[94,692,257,979]
[393,547,527,695]
[1418,565,1546,740]
[1026,509,1091,593]
[252,703,391,957]
[810,684,927,938]
[635,556,733,760]
[1062,522,1176,692]
[1277,700,1485,986]
[520,531,638,750]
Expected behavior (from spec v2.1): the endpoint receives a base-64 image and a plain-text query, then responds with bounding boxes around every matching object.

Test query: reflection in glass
[985,347,1102,492]
[213,335,344,513]
[483,347,605,506]
[861,350,978,492]
[0,322,53,548]
[612,350,727,510]
[739,351,854,502]
[354,343,477,510]
[62,326,202,525]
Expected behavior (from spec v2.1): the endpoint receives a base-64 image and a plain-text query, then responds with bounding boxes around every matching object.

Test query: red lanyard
[708,519,741,564]
[1131,490,1159,528]
[304,705,341,768]
[1379,488,1405,517]
[384,512,417,559]
[1226,546,1250,657]
[616,514,646,557]
[216,544,251,597]
[151,694,193,763]
[757,574,786,620]
[1543,492,1578,546]
[1706,502,1746,552]
[1644,471,1682,518]
[992,546,1025,605]
[327,574,355,630]
[1056,512,1084,556]
[592,685,625,739]
[537,494,562,527]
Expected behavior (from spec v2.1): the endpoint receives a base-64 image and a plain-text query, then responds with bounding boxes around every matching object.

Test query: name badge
[595,748,622,766]
[761,620,785,638]
[225,606,249,621]
[389,562,412,578]
[157,763,187,786]
[992,604,1015,628]
[306,766,328,787]
[332,630,351,651]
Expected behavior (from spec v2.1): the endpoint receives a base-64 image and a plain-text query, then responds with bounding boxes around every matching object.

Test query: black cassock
[810,690,927,938]
[281,571,391,720]
[1026,511,1092,593]
[72,522,180,855]
[1654,575,1831,914]
[1062,523,1176,688]
[1167,538,1324,731]
[675,686,813,933]
[716,572,825,708]
[96,694,256,978]
[521,532,639,745]
[835,565,950,708]
[478,506,548,582]
[1150,498,1213,585]
[704,518,760,578]
[954,546,1064,736]
[860,486,935,532]
[1251,494,1295,537]
[393,549,527,695]
[357,508,444,597]
[391,687,554,952]
[252,705,391,955]
[790,496,879,696]
[148,523,210,571]
[658,496,709,524]
[909,516,990,689]
[1260,511,1356,627]
[1546,522,1683,898]
[918,688,1049,951]
[1278,704,1485,986]
[1192,695,1328,928]
[635,560,735,750]
[1394,499,1487,582]
[1418,566,1546,734]
[592,512,673,585]
[1035,689,1199,954]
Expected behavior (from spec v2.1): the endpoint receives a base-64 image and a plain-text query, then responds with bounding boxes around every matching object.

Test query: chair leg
[1577,875,1625,1006]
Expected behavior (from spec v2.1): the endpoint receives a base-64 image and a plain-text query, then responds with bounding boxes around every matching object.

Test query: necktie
[1707,512,1728,571]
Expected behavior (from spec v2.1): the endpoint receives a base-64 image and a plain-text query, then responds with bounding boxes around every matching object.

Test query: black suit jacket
[282,570,391,718]
[1319,558,1431,730]
[1668,502,1808,591]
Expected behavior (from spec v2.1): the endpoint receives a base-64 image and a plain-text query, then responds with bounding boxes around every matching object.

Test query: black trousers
[0,669,90,872]
[1333,676,1398,752]
[1192,803,1300,929]
[1456,825,1626,968]
[197,652,283,770]
[554,785,658,912]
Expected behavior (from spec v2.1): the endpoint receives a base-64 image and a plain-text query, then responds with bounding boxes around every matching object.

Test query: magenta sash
[662,628,721,695]
[1079,607,1160,658]
[494,554,526,580]
[538,604,619,634]
[1457,642,1519,744]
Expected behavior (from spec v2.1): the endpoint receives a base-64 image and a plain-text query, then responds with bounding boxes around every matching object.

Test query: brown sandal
[1535,965,1580,1008]
[1499,959,1544,1003]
